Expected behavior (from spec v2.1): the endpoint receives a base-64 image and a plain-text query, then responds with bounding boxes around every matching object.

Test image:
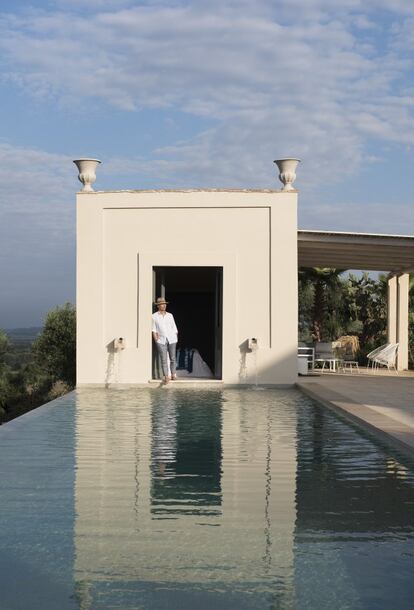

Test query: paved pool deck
[297,369,414,460]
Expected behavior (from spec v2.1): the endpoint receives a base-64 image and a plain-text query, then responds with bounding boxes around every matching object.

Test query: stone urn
[73,158,101,192]
[273,158,301,191]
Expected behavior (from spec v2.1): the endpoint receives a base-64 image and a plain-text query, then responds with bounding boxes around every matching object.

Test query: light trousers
[156,341,177,377]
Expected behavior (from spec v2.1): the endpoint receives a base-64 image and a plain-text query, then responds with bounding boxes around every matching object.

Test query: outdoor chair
[366,343,389,369]
[315,342,334,357]
[314,342,342,372]
[372,343,399,374]
[335,335,360,373]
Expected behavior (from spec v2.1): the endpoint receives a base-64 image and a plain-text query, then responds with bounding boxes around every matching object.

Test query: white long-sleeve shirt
[152,311,178,345]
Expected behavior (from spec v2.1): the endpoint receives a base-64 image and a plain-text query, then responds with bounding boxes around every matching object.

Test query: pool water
[0,388,414,609]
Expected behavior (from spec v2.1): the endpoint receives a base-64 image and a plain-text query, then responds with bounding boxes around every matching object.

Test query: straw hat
[154,297,169,306]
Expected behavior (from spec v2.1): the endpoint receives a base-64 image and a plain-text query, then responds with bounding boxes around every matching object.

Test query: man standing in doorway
[152,297,178,383]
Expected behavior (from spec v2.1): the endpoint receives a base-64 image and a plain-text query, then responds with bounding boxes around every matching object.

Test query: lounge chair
[372,343,399,374]
[366,343,389,369]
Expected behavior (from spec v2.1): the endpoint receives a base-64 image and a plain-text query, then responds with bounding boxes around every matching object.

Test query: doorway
[152,266,223,379]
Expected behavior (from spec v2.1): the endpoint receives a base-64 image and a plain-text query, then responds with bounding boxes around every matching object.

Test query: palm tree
[299,268,345,342]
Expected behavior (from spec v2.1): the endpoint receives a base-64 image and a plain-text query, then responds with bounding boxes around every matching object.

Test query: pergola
[298,230,414,370]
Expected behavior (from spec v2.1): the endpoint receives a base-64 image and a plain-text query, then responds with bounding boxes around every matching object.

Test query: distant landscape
[4,327,42,347]
[1,304,75,423]
[2,327,43,373]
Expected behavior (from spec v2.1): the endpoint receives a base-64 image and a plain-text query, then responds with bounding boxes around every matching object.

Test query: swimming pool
[0,388,413,609]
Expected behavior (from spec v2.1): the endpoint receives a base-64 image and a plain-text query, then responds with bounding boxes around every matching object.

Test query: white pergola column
[397,273,409,370]
[387,273,409,370]
[387,275,397,344]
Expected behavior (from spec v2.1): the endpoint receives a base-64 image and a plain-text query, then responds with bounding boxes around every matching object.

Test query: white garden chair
[366,343,389,369]
[372,343,399,374]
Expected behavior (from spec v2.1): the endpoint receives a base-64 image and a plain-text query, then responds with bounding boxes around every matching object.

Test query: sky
[0,0,414,327]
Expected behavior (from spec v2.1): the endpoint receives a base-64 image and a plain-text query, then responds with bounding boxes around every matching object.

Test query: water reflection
[150,391,222,517]
[296,404,414,534]
[73,388,297,608]
[294,401,414,609]
[2,388,414,609]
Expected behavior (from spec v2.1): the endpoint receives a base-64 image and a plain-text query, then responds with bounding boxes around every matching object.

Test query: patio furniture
[334,336,360,373]
[315,357,343,372]
[298,346,315,373]
[341,360,360,374]
[367,343,389,369]
[314,342,343,373]
[297,354,308,375]
[315,338,364,373]
[372,343,399,374]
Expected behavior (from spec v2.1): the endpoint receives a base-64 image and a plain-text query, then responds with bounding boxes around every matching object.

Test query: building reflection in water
[4,387,414,609]
[150,390,222,518]
[73,388,298,608]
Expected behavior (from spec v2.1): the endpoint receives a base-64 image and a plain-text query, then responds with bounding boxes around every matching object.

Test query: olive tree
[33,303,76,387]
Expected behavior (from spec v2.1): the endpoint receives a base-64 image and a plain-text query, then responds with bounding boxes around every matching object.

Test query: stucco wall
[77,190,298,385]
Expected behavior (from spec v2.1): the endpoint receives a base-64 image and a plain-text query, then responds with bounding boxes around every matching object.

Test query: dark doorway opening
[153,266,223,379]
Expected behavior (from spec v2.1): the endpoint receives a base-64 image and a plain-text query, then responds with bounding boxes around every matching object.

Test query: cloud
[0,0,413,194]
[1,0,413,326]
[390,16,414,51]
[0,142,73,233]
[300,199,414,235]
[0,143,76,326]
[53,0,135,8]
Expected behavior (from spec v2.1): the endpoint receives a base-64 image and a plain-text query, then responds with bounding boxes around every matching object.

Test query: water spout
[248,338,259,387]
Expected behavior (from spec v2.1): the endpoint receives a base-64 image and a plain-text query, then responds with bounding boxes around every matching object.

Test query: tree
[0,329,10,365]
[342,273,387,353]
[33,303,76,387]
[298,272,314,342]
[0,330,12,416]
[299,268,345,341]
